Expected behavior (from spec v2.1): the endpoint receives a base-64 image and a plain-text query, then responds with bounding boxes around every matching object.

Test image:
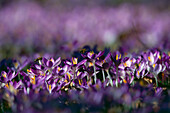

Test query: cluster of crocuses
[0,48,169,112]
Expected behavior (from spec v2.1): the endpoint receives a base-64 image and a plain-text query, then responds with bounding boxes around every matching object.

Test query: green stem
[73,69,76,80]
[116,67,118,87]
[106,70,113,87]
[1,101,4,113]
[102,69,105,82]
[93,61,97,84]
[129,73,134,86]
[154,75,158,87]
[18,73,21,80]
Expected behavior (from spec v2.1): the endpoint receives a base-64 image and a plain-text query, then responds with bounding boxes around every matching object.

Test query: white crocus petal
[136,70,140,79]
[120,70,126,79]
[54,57,61,66]
[125,60,131,67]
[147,65,151,72]
[148,52,154,65]
[131,58,136,64]
[139,62,145,72]
[27,87,30,94]
[162,64,166,72]
[118,63,125,70]
[154,64,162,75]
[35,64,41,70]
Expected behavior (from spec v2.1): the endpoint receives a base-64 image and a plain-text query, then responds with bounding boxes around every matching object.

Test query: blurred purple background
[0,0,169,59]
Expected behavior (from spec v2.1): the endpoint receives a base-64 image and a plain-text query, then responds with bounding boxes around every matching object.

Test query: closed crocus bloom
[110,51,122,67]
[42,57,61,68]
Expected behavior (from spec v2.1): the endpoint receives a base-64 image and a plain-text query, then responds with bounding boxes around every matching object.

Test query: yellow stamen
[14,62,19,69]
[5,83,9,89]
[48,84,52,92]
[124,62,127,67]
[119,54,121,59]
[123,79,127,84]
[72,58,78,64]
[89,51,94,56]
[27,69,31,73]
[77,71,80,76]
[89,62,93,67]
[50,58,53,62]
[31,75,36,85]
[153,64,156,68]
[158,55,161,59]
[64,79,68,83]
[139,63,141,67]
[57,67,61,72]
[137,71,140,76]
[67,73,71,80]
[79,79,82,85]
[116,54,118,60]
[148,56,151,62]
[2,73,7,78]
[70,82,73,87]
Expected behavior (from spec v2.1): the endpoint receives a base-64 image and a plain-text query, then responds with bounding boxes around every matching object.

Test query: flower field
[0,1,170,113]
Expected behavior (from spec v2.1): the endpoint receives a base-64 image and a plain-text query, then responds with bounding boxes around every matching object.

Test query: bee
[34,57,42,62]
[139,76,154,87]
[80,48,87,54]
[143,76,153,84]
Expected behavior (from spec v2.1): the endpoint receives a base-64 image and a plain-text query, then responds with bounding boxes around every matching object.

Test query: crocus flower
[42,57,61,69]
[82,51,105,84]
[110,51,122,87]
[0,70,16,83]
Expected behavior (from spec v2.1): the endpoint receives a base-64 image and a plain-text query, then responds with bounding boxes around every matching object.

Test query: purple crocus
[42,57,61,69]
[0,70,16,83]
[110,51,122,87]
[82,51,105,84]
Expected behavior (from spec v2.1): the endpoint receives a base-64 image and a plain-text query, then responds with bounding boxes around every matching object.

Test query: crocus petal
[42,57,48,66]
[96,51,105,58]
[47,60,53,68]
[8,71,16,81]
[154,64,162,75]
[54,57,61,66]
[148,52,154,65]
